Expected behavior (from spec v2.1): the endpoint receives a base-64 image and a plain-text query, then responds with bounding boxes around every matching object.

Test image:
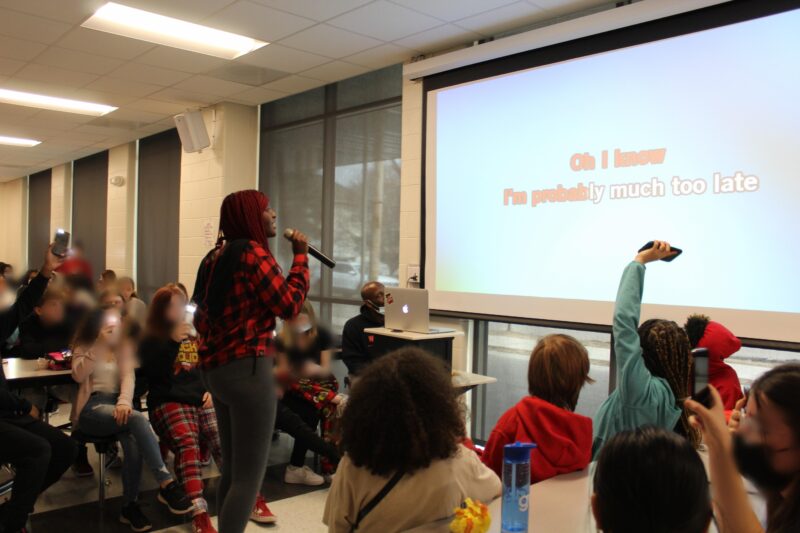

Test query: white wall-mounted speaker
[174,110,211,153]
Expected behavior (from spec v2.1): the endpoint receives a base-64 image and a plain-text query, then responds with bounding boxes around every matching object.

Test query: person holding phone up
[0,244,77,533]
[592,240,700,456]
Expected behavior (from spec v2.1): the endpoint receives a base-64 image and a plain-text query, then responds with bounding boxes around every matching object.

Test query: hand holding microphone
[283,228,336,268]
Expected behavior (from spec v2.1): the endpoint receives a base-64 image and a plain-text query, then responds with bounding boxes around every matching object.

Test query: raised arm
[614,241,677,402]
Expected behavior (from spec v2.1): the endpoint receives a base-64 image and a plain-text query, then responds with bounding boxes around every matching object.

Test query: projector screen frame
[419,0,800,353]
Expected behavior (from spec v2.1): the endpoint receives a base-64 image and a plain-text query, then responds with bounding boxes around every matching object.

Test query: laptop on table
[384,288,454,334]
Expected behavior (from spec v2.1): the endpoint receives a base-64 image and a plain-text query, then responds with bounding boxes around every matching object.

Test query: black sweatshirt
[0,274,49,418]
[340,305,384,376]
[18,314,74,360]
[139,336,206,407]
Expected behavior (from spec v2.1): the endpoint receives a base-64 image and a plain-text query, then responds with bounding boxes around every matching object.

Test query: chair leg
[98,451,105,509]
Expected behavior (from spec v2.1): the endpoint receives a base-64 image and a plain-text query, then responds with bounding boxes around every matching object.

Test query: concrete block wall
[0,178,28,271]
[105,143,137,277]
[50,163,72,236]
[398,76,473,374]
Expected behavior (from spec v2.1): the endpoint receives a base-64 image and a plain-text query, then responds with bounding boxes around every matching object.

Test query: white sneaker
[284,465,325,486]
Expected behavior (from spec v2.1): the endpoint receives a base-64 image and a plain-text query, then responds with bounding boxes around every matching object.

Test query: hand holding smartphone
[638,241,683,262]
[692,347,713,408]
[52,229,71,258]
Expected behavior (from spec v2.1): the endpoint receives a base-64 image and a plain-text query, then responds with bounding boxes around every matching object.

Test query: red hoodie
[697,321,743,410]
[482,396,592,483]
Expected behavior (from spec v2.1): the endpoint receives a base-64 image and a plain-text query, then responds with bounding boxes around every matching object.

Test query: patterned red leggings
[151,402,222,512]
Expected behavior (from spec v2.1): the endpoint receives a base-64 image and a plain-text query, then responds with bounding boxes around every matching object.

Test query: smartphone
[692,347,712,408]
[185,303,197,337]
[638,241,683,262]
[53,229,71,257]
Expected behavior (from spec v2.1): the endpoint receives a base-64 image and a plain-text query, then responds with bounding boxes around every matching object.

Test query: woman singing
[193,190,309,533]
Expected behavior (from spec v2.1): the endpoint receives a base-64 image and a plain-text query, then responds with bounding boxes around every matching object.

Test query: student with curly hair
[323,347,501,533]
[685,314,743,410]
[592,241,699,455]
[482,334,593,482]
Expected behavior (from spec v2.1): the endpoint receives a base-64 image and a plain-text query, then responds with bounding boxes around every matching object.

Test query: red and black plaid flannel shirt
[195,241,309,370]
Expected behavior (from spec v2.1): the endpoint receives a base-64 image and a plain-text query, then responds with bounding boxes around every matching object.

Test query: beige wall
[0,178,28,271]
[50,163,72,236]
[178,102,259,295]
[106,143,137,277]
[398,76,472,373]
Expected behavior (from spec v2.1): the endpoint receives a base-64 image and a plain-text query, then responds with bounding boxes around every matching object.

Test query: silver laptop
[384,287,454,334]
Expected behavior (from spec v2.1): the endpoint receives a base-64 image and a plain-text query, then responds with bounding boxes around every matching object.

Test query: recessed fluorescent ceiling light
[83,3,268,59]
[0,88,117,116]
[0,135,41,147]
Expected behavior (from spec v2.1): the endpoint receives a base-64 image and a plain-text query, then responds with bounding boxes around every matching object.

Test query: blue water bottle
[501,442,537,533]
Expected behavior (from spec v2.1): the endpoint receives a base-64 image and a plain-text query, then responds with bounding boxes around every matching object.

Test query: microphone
[283,228,336,268]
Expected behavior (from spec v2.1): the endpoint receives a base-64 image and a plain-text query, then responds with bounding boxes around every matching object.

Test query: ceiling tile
[345,44,418,69]
[344,43,414,68]
[108,62,193,87]
[57,27,156,60]
[120,0,238,23]
[135,47,228,74]
[390,0,520,22]
[125,98,189,115]
[328,1,440,41]
[454,1,547,36]
[0,8,72,44]
[0,0,105,23]
[0,57,25,76]
[279,24,383,58]
[238,43,330,73]
[34,47,125,76]
[0,102,39,120]
[149,87,220,106]
[299,60,369,83]
[227,86,288,105]
[250,0,374,22]
[207,1,317,42]
[207,63,288,86]
[84,76,162,98]
[395,23,481,52]
[172,75,253,97]
[530,0,609,16]
[0,35,48,61]
[13,63,99,88]
[261,75,325,93]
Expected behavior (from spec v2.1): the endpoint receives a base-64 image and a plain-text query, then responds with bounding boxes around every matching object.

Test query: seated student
[688,365,800,533]
[99,287,125,313]
[592,241,699,455]
[0,245,77,533]
[592,426,712,533]
[18,289,74,359]
[277,300,342,485]
[118,277,147,326]
[685,314,744,410]
[72,307,192,531]
[98,269,117,293]
[324,347,501,533]
[341,281,385,376]
[482,334,593,482]
[140,284,276,533]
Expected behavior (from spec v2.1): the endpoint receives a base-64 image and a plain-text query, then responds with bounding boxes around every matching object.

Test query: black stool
[71,430,118,508]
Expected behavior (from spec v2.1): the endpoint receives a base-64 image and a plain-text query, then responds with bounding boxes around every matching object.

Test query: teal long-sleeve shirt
[591,261,682,456]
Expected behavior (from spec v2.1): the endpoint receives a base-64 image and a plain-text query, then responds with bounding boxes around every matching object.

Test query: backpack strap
[349,470,404,532]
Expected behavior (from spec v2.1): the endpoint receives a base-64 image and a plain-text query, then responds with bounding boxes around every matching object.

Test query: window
[72,151,108,278]
[260,64,402,330]
[27,169,51,269]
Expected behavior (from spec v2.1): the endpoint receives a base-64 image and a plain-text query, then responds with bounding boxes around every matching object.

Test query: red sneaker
[250,494,277,524]
[192,512,218,533]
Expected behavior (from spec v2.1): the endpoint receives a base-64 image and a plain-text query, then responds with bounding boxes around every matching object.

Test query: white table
[3,358,73,387]
[452,370,498,395]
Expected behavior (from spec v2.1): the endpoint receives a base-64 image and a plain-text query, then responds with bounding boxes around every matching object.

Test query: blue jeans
[78,393,173,503]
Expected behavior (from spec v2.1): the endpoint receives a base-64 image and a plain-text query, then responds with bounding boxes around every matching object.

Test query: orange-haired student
[482,334,593,483]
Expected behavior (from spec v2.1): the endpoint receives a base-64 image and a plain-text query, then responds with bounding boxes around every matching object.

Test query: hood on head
[697,321,741,361]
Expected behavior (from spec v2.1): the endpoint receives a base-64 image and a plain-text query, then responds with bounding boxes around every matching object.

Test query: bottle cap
[503,441,537,463]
